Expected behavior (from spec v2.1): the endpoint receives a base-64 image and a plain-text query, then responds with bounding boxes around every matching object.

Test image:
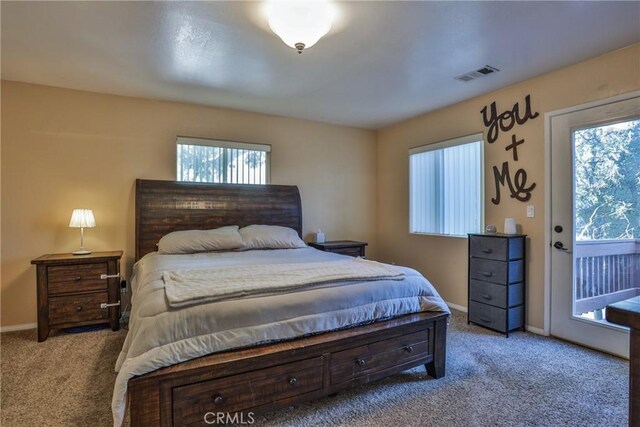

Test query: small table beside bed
[117,179,450,426]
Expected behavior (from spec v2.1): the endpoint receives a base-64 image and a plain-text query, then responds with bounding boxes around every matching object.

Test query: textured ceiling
[2,1,639,129]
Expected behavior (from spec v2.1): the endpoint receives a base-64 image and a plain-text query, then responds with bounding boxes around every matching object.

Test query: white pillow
[239,225,306,250]
[158,226,244,254]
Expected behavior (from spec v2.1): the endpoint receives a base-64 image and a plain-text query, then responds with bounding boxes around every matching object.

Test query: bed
[119,179,450,426]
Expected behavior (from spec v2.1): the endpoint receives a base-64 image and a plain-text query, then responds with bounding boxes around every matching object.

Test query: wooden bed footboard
[128,311,448,427]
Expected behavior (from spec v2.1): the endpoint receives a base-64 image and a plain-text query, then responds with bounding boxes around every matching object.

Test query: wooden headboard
[135,179,303,260]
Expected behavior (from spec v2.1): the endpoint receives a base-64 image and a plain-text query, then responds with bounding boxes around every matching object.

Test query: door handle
[553,241,569,251]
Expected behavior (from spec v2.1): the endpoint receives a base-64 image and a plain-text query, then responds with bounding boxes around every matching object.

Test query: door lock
[554,225,563,233]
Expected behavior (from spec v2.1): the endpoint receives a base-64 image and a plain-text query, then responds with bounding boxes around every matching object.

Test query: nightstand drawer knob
[482,248,493,254]
[213,395,224,404]
[288,376,297,385]
[100,273,120,280]
[481,271,494,278]
[75,306,83,312]
[355,358,366,366]
[404,345,413,353]
[481,294,493,300]
[74,276,82,281]
[479,317,492,323]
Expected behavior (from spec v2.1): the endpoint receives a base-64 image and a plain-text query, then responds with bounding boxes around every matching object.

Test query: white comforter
[113,248,449,426]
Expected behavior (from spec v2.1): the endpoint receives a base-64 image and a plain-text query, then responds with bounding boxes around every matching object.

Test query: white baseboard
[445,301,468,313]
[525,325,546,336]
[0,322,37,333]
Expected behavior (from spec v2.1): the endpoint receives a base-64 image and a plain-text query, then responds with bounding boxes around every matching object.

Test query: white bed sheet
[112,248,450,426]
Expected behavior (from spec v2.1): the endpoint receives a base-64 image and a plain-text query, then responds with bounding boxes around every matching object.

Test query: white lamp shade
[266,1,336,50]
[69,209,96,228]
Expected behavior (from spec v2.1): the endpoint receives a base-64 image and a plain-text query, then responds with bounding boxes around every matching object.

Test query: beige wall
[1,81,378,327]
[2,44,639,330]
[377,44,640,330]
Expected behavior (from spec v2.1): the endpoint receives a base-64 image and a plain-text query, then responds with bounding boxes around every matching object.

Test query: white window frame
[176,136,271,184]
[409,133,485,238]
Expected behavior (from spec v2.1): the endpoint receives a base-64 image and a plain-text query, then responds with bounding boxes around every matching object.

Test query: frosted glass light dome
[266,1,336,53]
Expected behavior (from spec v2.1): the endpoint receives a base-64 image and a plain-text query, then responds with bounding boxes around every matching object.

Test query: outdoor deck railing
[574,239,640,314]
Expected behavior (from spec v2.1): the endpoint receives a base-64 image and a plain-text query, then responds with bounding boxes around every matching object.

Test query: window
[176,137,270,184]
[574,118,640,240]
[409,134,484,236]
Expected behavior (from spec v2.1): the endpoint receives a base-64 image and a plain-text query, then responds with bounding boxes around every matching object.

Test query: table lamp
[69,209,96,255]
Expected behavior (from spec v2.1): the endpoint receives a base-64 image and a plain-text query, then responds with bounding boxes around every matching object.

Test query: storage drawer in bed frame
[128,312,448,427]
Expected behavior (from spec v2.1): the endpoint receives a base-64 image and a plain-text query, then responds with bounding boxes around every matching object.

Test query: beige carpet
[1,311,629,426]
[1,326,126,426]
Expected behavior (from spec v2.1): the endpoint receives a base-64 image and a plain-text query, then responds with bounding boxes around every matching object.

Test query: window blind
[176,137,270,185]
[409,135,483,236]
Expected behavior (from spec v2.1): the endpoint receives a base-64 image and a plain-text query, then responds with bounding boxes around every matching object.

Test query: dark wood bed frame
[128,179,449,426]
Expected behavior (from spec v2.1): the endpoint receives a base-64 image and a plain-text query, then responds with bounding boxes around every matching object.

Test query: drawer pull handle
[100,302,121,309]
[75,306,83,312]
[100,273,120,280]
[74,276,82,281]
[481,271,494,278]
[288,376,297,385]
[479,317,492,323]
[482,248,493,254]
[355,358,366,366]
[481,294,492,300]
[213,395,224,404]
[404,345,414,353]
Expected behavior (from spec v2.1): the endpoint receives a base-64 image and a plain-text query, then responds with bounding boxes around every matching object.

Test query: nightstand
[31,251,123,342]
[467,234,526,337]
[308,240,367,258]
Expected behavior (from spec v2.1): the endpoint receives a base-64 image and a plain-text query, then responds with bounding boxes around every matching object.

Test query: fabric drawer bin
[469,280,524,309]
[468,301,524,333]
[469,237,508,261]
[470,258,523,284]
[469,236,523,261]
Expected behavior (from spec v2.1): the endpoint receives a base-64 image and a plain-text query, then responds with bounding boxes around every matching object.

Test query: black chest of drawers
[468,233,526,337]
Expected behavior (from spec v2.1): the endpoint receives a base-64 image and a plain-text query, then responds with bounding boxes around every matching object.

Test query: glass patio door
[550,96,639,358]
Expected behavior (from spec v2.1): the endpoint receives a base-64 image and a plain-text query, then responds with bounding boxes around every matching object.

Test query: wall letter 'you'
[481,95,539,205]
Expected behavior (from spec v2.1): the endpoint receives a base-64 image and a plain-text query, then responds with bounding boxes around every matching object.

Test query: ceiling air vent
[455,65,500,82]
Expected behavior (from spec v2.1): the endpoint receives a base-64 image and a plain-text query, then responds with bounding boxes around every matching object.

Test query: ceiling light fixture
[266,1,336,54]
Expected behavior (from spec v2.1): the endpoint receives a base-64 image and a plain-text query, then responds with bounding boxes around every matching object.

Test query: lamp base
[73,249,92,255]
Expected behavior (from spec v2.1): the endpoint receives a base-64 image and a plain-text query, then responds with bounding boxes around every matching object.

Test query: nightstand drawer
[331,247,363,257]
[469,280,524,308]
[48,292,109,326]
[469,258,523,284]
[48,263,107,295]
[308,241,367,258]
